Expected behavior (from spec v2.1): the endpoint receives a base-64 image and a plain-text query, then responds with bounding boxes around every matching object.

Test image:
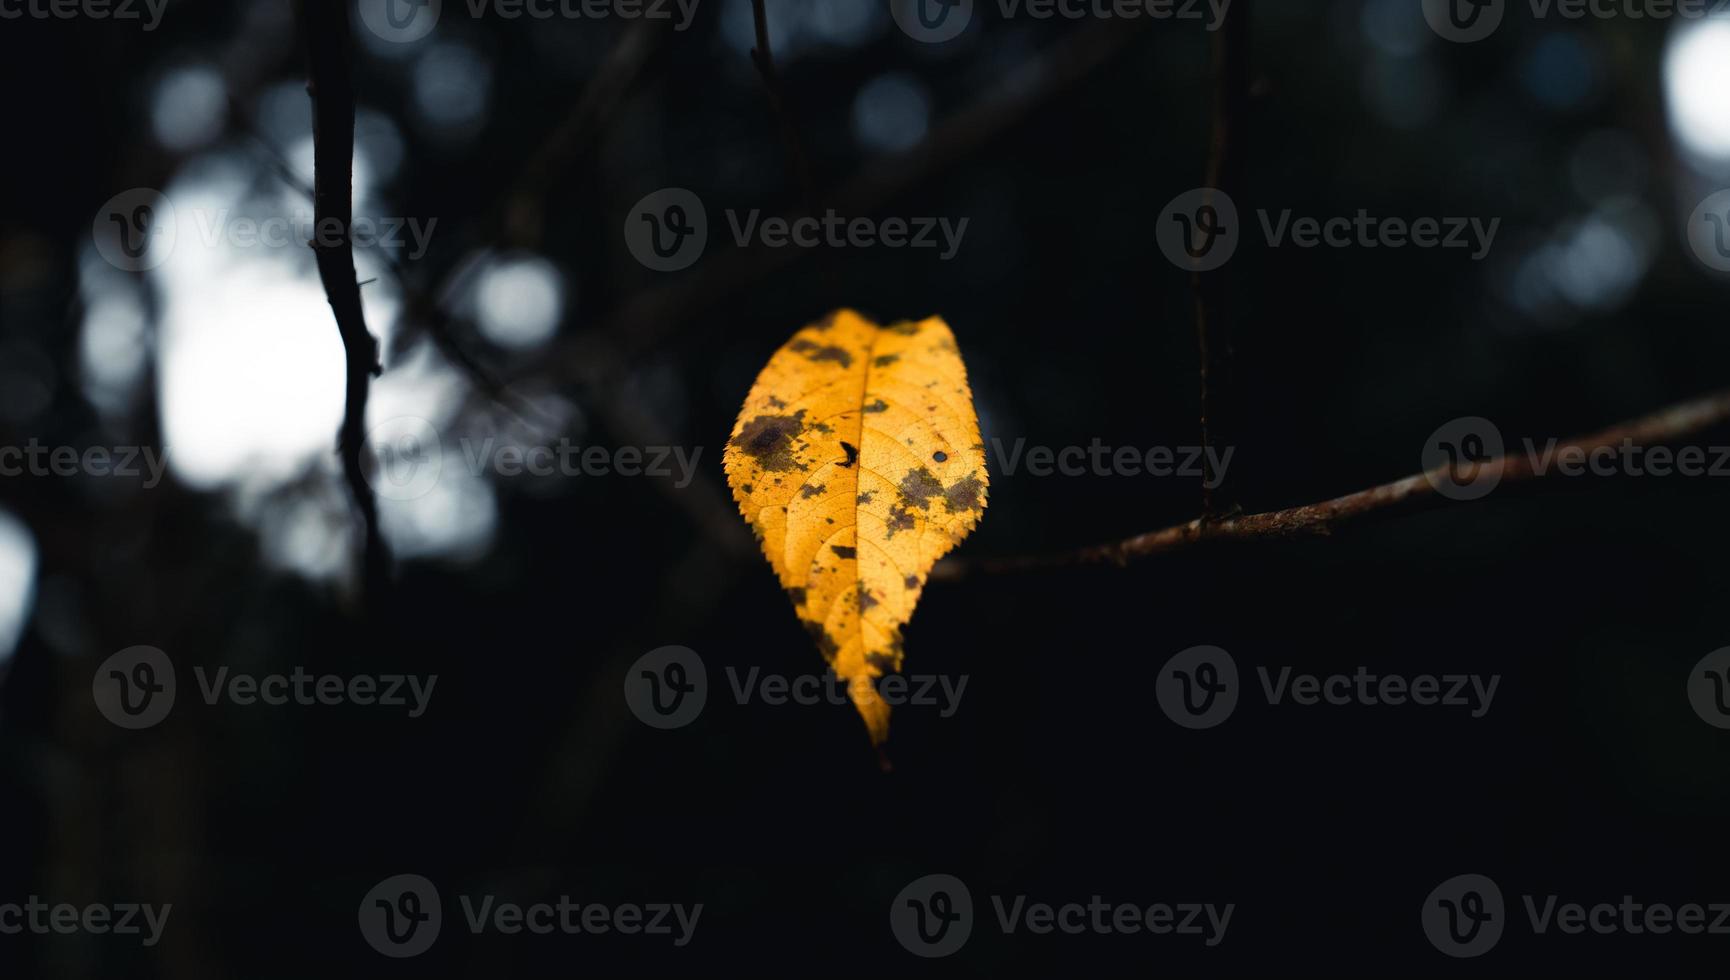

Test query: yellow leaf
[724,309,989,746]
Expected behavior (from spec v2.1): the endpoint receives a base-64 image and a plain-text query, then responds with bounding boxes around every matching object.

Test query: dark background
[2,0,1729,975]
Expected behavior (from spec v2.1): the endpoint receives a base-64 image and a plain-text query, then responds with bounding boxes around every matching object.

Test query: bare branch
[299,0,390,600]
[931,388,1730,581]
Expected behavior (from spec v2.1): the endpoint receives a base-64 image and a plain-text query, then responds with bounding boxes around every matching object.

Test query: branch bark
[931,388,1730,581]
[300,0,390,601]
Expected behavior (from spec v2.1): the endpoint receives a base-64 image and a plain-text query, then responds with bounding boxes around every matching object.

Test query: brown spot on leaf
[857,489,876,505]
[800,483,826,499]
[731,410,807,472]
[840,441,858,468]
[887,320,922,335]
[873,353,900,367]
[786,587,807,607]
[858,585,879,612]
[789,338,853,368]
[831,545,857,559]
[885,505,916,537]
[899,467,945,509]
[944,474,985,512]
[862,398,889,413]
[904,575,920,589]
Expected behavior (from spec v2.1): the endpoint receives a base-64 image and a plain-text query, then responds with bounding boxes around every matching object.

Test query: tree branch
[931,388,1730,581]
[299,0,390,600]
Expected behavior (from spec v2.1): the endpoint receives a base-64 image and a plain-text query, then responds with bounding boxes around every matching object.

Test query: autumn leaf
[724,310,989,746]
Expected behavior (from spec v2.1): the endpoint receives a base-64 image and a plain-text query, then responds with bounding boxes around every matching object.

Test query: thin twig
[299,0,390,600]
[931,388,1730,581]
[1193,0,1250,518]
[748,0,817,211]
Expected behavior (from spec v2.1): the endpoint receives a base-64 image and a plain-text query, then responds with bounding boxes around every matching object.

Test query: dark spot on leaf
[858,585,879,612]
[944,474,985,512]
[873,353,900,367]
[766,394,787,409]
[840,441,859,468]
[885,505,916,537]
[811,421,833,434]
[887,320,922,335]
[862,399,889,413]
[932,451,948,462]
[904,575,920,589]
[800,483,825,499]
[857,489,875,505]
[741,484,754,494]
[865,651,897,673]
[786,587,806,607]
[899,466,945,509]
[731,410,806,472]
[789,338,853,368]
[831,545,857,559]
